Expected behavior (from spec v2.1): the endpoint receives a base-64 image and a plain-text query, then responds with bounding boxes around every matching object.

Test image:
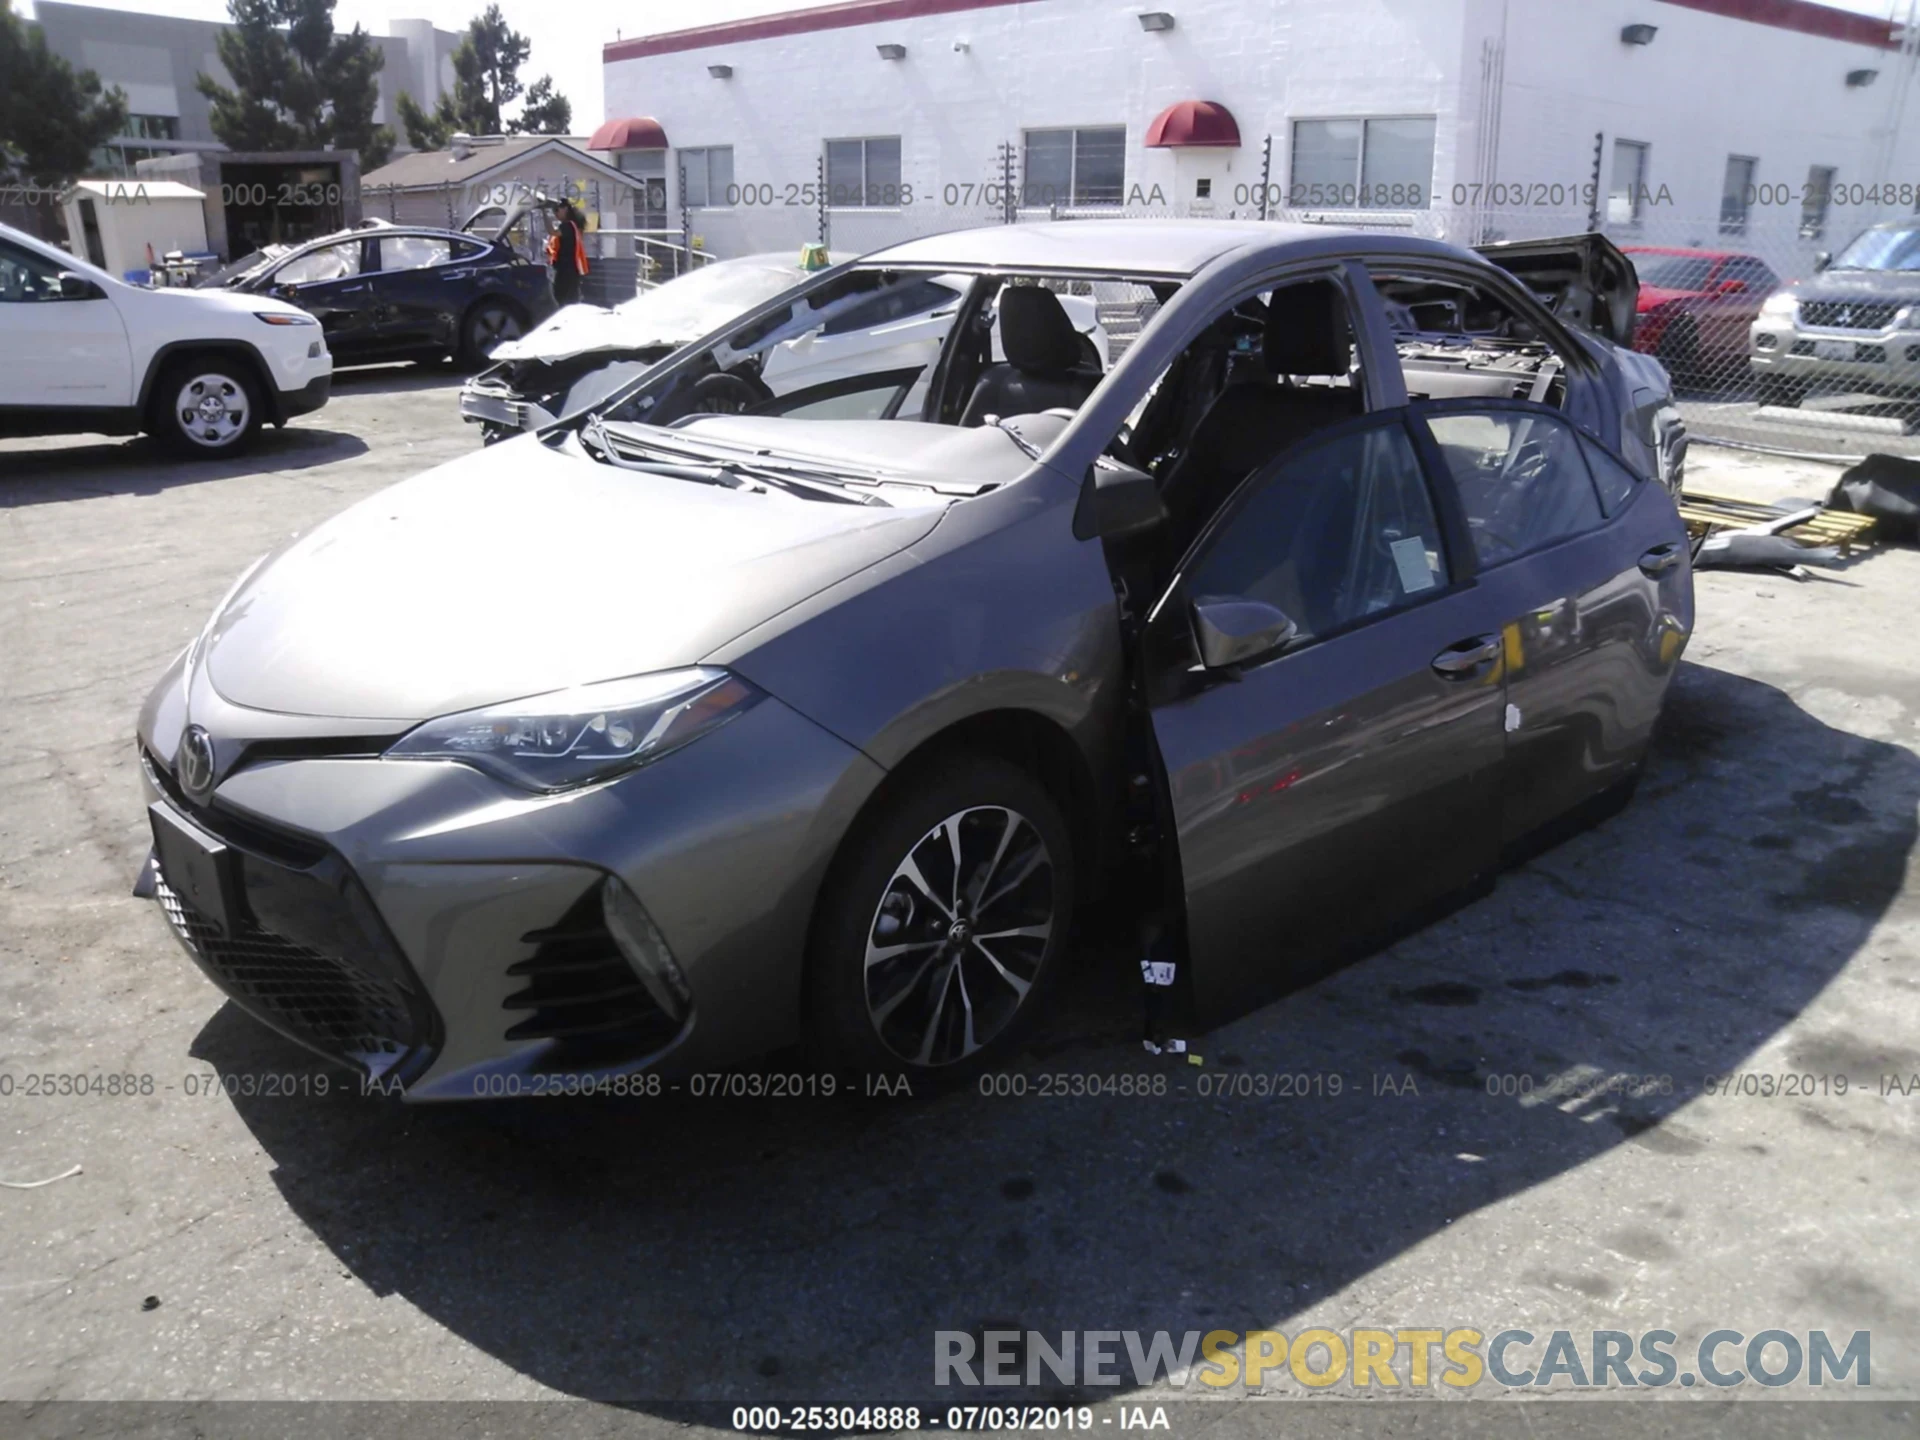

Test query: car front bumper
[277,372,332,420]
[137,653,886,1100]
[457,375,556,433]
[1749,314,1920,393]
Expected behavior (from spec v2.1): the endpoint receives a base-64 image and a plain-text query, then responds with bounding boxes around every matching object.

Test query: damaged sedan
[136,220,1693,1098]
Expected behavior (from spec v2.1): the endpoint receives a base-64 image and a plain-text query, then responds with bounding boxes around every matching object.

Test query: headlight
[255,311,317,325]
[385,668,762,793]
[1760,292,1797,318]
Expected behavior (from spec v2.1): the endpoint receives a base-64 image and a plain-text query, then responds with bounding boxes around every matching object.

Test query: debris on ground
[1827,452,1920,543]
[1680,485,1876,572]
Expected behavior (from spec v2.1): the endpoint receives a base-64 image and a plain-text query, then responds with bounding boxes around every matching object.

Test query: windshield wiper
[986,415,1043,460]
[581,414,884,505]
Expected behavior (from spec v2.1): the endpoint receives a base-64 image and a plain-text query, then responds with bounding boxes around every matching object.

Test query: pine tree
[0,3,129,185]
[195,0,394,168]
[394,6,570,149]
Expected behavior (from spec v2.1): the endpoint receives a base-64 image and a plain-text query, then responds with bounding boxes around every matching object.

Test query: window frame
[372,233,454,273]
[678,146,735,210]
[1608,139,1650,225]
[1288,115,1437,211]
[264,237,368,289]
[1405,396,1620,570]
[1802,164,1837,239]
[1021,125,1127,208]
[1720,155,1758,235]
[1167,406,1470,662]
[824,135,905,209]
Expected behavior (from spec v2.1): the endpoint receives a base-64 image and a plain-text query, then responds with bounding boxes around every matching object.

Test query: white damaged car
[458,251,1106,443]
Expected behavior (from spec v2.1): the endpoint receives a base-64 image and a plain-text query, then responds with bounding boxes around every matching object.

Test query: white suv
[0,221,333,456]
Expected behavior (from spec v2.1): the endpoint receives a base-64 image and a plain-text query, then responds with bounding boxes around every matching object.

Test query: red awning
[1144,99,1240,149]
[588,116,669,150]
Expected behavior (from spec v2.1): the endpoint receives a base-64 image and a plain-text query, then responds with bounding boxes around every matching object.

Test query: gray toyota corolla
[137,221,1693,1100]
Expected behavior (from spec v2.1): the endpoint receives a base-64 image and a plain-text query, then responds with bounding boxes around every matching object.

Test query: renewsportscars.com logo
[934,1327,1871,1391]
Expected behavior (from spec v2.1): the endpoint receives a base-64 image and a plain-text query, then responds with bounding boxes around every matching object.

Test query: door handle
[337,284,368,293]
[1431,634,1502,676]
[1639,542,1683,576]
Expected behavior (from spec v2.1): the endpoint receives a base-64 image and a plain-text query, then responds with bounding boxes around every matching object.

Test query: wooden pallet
[1678,487,1879,555]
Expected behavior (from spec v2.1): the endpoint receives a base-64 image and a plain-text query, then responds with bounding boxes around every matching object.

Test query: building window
[1608,140,1649,224]
[679,146,734,208]
[1289,117,1434,209]
[124,114,180,142]
[1721,155,1757,234]
[1802,164,1836,239]
[825,136,903,207]
[1022,126,1126,207]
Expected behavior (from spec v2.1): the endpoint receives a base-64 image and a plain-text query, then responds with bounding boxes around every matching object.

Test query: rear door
[1411,398,1690,849]
[366,233,462,353]
[1145,409,1510,1021]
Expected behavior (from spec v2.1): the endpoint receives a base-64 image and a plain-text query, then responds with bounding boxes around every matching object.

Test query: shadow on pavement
[0,426,369,504]
[191,662,1919,1406]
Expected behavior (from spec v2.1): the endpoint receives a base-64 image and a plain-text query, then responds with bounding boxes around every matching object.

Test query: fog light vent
[602,875,692,1023]
[1755,333,1777,350]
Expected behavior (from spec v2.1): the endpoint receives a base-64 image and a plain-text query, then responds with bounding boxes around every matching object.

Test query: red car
[1623,247,1781,384]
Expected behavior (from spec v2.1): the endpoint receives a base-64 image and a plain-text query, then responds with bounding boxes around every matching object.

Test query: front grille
[503,888,681,1067]
[157,872,415,1064]
[1800,300,1900,331]
[145,749,436,1075]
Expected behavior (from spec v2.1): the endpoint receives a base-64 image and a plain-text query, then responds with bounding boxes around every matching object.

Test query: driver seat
[960,287,1098,425]
[1155,281,1363,551]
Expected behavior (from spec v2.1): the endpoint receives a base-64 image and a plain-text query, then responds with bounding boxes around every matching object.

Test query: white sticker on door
[1390,536,1436,593]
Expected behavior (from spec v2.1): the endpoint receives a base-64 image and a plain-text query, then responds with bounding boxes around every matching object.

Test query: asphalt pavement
[2,369,1918,1434]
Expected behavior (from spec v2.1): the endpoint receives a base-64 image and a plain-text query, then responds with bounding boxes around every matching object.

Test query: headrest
[999,286,1083,375]
[1264,281,1352,377]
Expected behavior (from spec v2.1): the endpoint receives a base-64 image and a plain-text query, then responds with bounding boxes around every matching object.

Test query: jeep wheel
[152,359,262,456]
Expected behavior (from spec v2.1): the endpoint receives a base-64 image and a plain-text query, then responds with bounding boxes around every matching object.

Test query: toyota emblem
[177,725,217,802]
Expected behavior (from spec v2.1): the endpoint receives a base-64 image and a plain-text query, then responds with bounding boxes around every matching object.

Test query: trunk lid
[1475,232,1639,347]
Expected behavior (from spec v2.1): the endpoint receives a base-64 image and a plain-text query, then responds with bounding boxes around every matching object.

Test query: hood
[488,302,657,364]
[1787,269,1920,303]
[202,435,947,722]
[494,257,809,365]
[136,284,310,321]
[1474,233,1639,347]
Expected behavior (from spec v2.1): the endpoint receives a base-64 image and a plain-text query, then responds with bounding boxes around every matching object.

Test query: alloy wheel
[863,805,1056,1066]
[174,373,249,450]
[472,306,523,356]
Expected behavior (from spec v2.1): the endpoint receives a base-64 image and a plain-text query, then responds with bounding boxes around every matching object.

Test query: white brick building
[599,0,1920,267]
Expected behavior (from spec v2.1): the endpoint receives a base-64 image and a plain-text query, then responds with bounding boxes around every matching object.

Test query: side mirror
[274,283,299,299]
[57,272,101,300]
[1191,595,1298,670]
[1814,251,1832,272]
[1719,278,1747,294]
[1074,455,1166,540]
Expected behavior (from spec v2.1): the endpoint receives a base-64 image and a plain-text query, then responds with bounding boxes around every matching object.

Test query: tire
[808,754,1076,1082]
[460,299,525,369]
[1756,372,1807,409]
[150,356,263,457]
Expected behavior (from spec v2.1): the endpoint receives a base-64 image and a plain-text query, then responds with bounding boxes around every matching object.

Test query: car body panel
[205,222,553,364]
[0,220,330,439]
[135,219,1691,1098]
[199,433,951,721]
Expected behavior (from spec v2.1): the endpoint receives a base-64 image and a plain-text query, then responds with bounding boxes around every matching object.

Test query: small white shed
[62,180,211,283]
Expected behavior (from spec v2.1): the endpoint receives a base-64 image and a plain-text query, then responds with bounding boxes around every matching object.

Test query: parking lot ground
[3,374,1920,1429]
